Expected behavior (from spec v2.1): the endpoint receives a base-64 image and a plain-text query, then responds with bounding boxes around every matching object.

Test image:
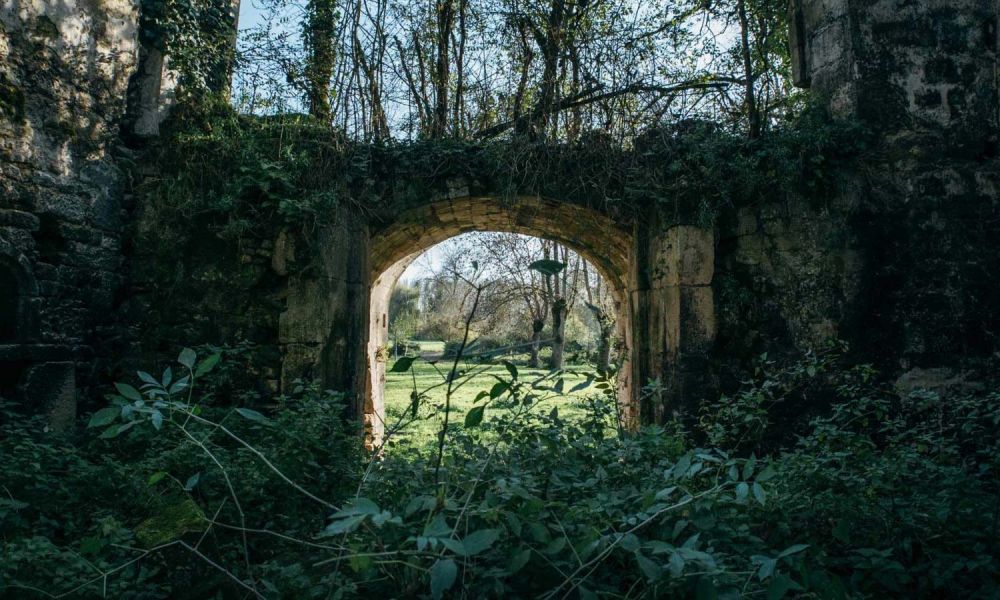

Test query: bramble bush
[1,345,998,598]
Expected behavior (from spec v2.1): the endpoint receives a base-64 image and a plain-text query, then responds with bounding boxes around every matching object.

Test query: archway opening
[375,232,625,448]
[364,196,636,445]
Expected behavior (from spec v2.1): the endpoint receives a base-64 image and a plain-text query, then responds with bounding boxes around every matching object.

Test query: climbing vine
[142,102,869,246]
[138,0,237,95]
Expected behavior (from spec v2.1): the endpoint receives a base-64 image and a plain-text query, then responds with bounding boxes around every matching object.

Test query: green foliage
[139,0,236,96]
[143,103,867,251]
[4,347,997,598]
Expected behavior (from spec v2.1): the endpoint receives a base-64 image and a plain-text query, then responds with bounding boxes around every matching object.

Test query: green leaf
[636,552,661,581]
[322,514,366,536]
[148,471,167,486]
[178,347,197,370]
[115,383,143,402]
[348,554,373,573]
[766,573,802,600]
[430,558,458,600]
[438,537,467,556]
[736,482,749,502]
[137,371,159,387]
[777,544,809,559]
[99,422,134,439]
[490,381,508,399]
[390,356,416,372]
[508,548,531,574]
[544,537,567,555]
[168,376,190,396]
[150,411,163,431]
[184,473,200,491]
[462,529,500,556]
[88,407,120,428]
[668,552,685,577]
[333,497,381,518]
[423,514,450,537]
[673,453,692,479]
[570,378,593,393]
[235,407,269,423]
[752,482,767,506]
[529,259,566,276]
[756,465,777,482]
[754,555,777,580]
[195,353,221,377]
[465,405,486,427]
[503,360,518,381]
[655,486,677,500]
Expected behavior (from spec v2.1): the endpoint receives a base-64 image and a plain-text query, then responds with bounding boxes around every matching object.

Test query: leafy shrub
[3,347,999,598]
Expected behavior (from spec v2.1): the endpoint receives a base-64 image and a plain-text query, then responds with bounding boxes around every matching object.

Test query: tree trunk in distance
[597,323,613,373]
[550,298,568,369]
[529,318,544,368]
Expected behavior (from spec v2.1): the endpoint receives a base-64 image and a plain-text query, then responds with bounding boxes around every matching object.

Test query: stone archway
[278,195,717,442]
[364,195,636,443]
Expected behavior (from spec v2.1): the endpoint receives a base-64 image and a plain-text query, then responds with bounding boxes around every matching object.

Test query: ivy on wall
[139,0,237,95]
[142,102,870,248]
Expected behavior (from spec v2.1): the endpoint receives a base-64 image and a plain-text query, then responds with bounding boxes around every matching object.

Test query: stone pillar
[127,47,177,138]
[278,209,370,432]
[632,220,716,425]
[793,0,998,140]
[789,0,1000,368]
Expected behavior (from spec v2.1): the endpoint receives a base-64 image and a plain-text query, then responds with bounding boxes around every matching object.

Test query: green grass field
[383,357,600,450]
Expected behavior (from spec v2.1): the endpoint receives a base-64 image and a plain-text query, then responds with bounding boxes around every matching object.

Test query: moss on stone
[33,15,59,39]
[0,75,26,122]
[135,498,205,548]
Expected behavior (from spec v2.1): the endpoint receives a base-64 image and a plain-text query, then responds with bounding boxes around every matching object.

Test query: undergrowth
[2,345,999,598]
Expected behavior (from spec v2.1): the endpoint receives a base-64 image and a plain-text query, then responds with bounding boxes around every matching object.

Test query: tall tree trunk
[586,301,614,373]
[304,0,337,122]
[432,0,455,137]
[737,0,761,139]
[597,322,613,373]
[531,0,566,138]
[549,297,568,369]
[529,318,544,368]
[452,0,468,135]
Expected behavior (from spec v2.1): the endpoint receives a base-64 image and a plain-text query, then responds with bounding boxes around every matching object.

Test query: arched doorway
[364,195,636,443]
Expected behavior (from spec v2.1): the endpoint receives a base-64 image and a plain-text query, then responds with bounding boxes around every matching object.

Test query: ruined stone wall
[4,0,998,430]
[848,0,1000,369]
[0,1,140,425]
[719,0,1000,384]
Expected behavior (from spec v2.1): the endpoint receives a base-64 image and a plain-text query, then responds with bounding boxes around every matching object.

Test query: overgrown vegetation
[143,100,867,246]
[2,344,998,598]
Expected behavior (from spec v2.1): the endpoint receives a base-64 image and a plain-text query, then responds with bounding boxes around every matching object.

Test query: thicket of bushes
[1,346,998,598]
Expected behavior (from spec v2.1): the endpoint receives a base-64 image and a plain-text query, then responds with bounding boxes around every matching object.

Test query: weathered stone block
[20,361,75,432]
[651,226,714,287]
